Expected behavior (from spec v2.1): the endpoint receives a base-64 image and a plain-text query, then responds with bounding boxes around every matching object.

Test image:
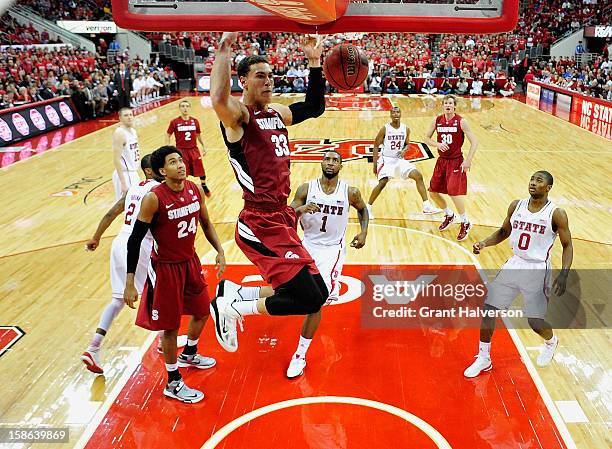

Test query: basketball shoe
[463,355,492,378]
[536,336,558,367]
[177,353,217,369]
[210,295,241,352]
[422,202,442,215]
[80,350,104,374]
[457,222,472,241]
[164,379,204,404]
[439,213,455,231]
[286,354,307,379]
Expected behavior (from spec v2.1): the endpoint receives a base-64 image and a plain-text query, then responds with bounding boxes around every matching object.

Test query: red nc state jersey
[167,116,201,150]
[221,104,290,206]
[150,180,202,263]
[435,114,465,159]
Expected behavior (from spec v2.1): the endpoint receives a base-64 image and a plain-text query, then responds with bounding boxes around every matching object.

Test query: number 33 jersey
[220,105,291,206]
[301,179,350,247]
[150,180,202,263]
[119,179,160,241]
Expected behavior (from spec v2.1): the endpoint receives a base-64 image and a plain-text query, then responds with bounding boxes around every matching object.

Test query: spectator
[421,76,437,95]
[386,75,399,94]
[575,41,585,55]
[500,78,517,97]
[402,76,416,94]
[455,78,469,95]
[483,78,497,96]
[292,76,306,93]
[439,78,453,95]
[470,77,483,95]
[369,72,382,94]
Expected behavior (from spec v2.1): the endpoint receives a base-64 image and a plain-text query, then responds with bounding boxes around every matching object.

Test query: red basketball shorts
[235,205,319,289]
[429,156,467,196]
[136,253,210,331]
[179,147,205,178]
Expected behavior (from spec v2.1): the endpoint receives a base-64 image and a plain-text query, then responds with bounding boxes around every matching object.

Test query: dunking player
[81,155,186,374]
[423,95,478,241]
[209,32,328,352]
[112,107,141,200]
[123,146,226,403]
[288,149,369,377]
[367,106,441,219]
[166,100,212,197]
[464,171,573,377]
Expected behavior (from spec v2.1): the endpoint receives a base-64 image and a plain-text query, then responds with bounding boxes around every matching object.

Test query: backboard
[111,0,519,34]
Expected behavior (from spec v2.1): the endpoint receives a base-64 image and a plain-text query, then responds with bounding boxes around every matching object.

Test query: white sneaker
[216,279,244,301]
[209,296,241,352]
[164,379,204,404]
[81,350,103,374]
[537,337,558,367]
[367,204,375,220]
[157,334,188,353]
[177,353,216,369]
[286,354,306,378]
[422,203,443,215]
[464,355,492,378]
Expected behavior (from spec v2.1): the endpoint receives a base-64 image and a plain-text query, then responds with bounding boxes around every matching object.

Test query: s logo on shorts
[152,310,159,320]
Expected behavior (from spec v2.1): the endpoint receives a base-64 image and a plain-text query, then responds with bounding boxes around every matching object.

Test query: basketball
[323,44,369,91]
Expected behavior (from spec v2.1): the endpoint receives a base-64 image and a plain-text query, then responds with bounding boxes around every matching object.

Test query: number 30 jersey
[119,179,160,241]
[150,180,202,263]
[509,198,557,263]
[220,104,291,207]
[435,113,465,159]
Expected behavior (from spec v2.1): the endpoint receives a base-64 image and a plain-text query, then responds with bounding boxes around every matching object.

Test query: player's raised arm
[272,35,325,126]
[124,192,158,308]
[348,186,368,248]
[290,182,320,217]
[473,200,519,254]
[460,118,478,172]
[112,129,128,193]
[423,118,448,152]
[210,32,248,131]
[372,126,386,175]
[86,194,126,251]
[196,184,226,277]
[552,208,573,295]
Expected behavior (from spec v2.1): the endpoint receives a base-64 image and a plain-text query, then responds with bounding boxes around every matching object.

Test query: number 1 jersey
[150,180,202,263]
[221,105,291,207]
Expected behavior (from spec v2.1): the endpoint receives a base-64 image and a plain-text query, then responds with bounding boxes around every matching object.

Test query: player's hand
[215,251,226,278]
[220,32,238,47]
[298,202,320,215]
[473,241,486,254]
[350,232,367,249]
[552,272,568,296]
[437,142,449,152]
[301,35,324,64]
[85,238,99,251]
[200,147,207,157]
[460,159,471,173]
[123,283,139,309]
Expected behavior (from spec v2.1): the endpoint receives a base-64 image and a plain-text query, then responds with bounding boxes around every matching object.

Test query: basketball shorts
[377,155,417,181]
[110,233,153,299]
[484,255,552,319]
[112,169,140,201]
[179,147,205,178]
[235,205,319,289]
[302,240,346,302]
[136,253,210,331]
[428,156,467,196]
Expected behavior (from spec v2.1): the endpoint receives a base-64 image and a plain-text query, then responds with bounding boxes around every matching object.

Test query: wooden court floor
[0,94,610,449]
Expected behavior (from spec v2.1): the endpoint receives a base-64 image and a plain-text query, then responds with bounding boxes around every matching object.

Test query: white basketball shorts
[484,255,552,319]
[303,239,346,301]
[112,170,140,201]
[110,233,153,299]
[377,155,417,181]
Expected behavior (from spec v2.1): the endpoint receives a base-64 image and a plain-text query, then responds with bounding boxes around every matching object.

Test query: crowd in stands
[0,45,178,114]
[18,0,112,21]
[0,15,62,46]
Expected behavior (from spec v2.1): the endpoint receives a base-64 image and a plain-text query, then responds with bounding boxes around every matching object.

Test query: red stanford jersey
[151,180,202,263]
[435,114,465,159]
[167,116,201,150]
[221,105,290,206]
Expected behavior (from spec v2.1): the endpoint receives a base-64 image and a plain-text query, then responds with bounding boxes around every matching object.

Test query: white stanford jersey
[118,179,160,238]
[117,126,140,171]
[301,179,350,247]
[382,123,408,158]
[509,198,557,263]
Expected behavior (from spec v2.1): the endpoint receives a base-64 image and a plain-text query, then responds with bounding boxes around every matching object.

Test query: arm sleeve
[288,67,325,125]
[126,219,151,274]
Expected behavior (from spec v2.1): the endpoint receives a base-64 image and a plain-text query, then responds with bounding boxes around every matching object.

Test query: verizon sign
[57,21,118,34]
[584,26,612,38]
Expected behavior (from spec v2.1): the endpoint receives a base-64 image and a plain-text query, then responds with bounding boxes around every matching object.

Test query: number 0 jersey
[150,180,202,263]
[509,198,557,263]
[300,179,350,247]
[220,105,291,207]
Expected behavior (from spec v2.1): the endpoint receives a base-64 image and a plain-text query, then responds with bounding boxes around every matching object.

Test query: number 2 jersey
[509,198,557,263]
[166,116,201,150]
[150,180,202,263]
[435,113,465,159]
[118,179,160,241]
[220,105,291,207]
